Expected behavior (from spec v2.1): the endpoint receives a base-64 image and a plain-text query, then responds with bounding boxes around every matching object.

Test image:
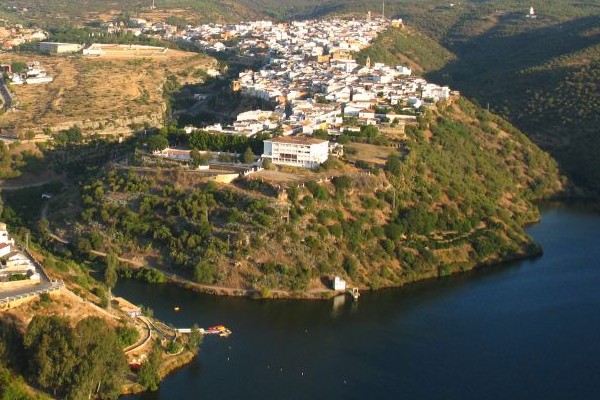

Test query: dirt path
[0,178,59,191]
[0,170,66,191]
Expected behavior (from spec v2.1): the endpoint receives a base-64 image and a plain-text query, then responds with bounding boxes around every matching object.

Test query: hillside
[4,0,596,194]
[355,26,455,75]
[350,2,600,196]
[0,0,261,26]
[427,16,600,195]
[0,51,216,138]
[21,97,561,296]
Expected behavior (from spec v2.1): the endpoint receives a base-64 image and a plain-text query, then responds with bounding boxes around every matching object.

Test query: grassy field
[0,51,216,137]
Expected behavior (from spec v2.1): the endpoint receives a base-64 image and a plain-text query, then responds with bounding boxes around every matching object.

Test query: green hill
[19,98,560,295]
[351,2,600,196]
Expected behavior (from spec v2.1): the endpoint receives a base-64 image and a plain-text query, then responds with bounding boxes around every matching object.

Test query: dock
[348,287,360,300]
[176,325,232,337]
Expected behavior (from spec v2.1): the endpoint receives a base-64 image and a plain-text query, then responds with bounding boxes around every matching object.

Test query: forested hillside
[352,1,600,196]
[36,98,561,295]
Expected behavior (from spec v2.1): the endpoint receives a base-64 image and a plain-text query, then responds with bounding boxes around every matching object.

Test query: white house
[153,148,191,161]
[333,276,347,291]
[262,136,329,169]
[0,223,15,247]
[0,243,11,258]
[407,97,422,108]
[4,251,33,271]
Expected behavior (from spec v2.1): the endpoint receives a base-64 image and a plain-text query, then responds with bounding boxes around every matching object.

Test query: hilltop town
[197,18,452,140]
[141,16,451,169]
[0,10,565,400]
[108,16,451,142]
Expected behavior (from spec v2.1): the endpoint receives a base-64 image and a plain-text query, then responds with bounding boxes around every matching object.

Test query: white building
[0,223,15,247]
[153,148,191,161]
[38,42,82,54]
[333,276,347,291]
[4,251,32,270]
[262,136,329,169]
[236,110,273,122]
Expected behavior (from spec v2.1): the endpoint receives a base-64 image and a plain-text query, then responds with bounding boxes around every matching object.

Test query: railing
[0,280,64,305]
[0,246,64,306]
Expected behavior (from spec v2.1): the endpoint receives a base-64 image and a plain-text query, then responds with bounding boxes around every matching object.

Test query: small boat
[202,325,232,337]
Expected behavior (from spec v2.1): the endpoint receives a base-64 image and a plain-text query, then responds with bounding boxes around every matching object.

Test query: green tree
[187,323,203,353]
[262,157,272,169]
[343,255,359,280]
[147,135,168,152]
[242,147,255,164]
[24,315,128,399]
[313,129,329,139]
[23,315,77,397]
[116,325,140,348]
[194,260,215,284]
[385,154,402,175]
[360,125,379,139]
[68,317,127,400]
[137,345,162,391]
[104,251,118,305]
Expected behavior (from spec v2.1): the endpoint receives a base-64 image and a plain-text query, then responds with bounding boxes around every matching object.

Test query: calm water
[120,204,600,400]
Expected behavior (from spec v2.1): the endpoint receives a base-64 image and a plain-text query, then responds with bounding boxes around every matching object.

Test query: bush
[117,326,139,347]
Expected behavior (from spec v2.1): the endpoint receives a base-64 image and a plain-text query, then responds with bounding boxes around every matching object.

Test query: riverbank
[121,350,198,396]
[118,204,600,400]
[138,236,544,301]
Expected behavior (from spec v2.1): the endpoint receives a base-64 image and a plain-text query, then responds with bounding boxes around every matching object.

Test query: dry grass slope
[0,51,216,137]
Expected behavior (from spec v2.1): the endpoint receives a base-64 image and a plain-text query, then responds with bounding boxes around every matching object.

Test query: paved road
[0,280,60,301]
[0,247,61,301]
[124,316,152,354]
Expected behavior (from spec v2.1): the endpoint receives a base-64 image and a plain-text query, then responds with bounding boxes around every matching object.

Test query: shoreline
[148,239,543,301]
[121,350,198,396]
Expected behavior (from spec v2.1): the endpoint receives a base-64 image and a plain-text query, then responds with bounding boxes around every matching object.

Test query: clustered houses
[0,21,46,50]
[179,17,451,136]
[142,16,453,169]
[0,223,40,284]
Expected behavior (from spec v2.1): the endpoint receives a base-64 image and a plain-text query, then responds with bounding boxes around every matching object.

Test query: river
[119,204,600,399]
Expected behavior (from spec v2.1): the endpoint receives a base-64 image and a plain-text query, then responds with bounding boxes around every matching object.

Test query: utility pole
[382,1,385,19]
